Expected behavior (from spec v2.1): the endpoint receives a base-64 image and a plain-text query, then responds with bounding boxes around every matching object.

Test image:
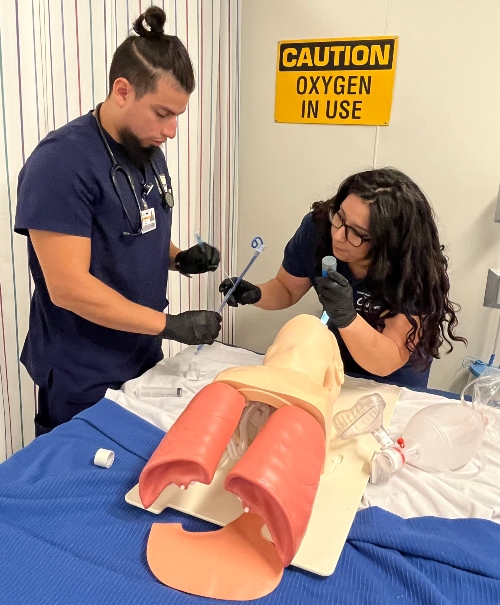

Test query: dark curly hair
[108,6,195,97]
[311,167,466,368]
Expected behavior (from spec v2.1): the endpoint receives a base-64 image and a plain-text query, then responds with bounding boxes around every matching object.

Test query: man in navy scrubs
[14,7,221,436]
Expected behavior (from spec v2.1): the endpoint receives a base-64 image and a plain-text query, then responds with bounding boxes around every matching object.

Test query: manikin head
[215,314,344,439]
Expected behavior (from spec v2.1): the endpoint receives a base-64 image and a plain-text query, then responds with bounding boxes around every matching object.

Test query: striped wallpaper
[0,0,241,460]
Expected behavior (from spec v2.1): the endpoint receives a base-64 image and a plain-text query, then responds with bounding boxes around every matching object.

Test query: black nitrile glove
[218,278,261,307]
[159,311,222,345]
[315,270,357,328]
[175,244,220,275]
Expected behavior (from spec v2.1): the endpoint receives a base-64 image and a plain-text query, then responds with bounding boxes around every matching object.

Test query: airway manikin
[137,313,344,600]
[139,381,325,600]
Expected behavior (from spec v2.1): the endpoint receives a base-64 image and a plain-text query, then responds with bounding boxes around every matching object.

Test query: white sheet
[107,342,500,523]
[108,343,264,432]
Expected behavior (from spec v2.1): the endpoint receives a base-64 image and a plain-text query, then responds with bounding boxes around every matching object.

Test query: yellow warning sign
[275,36,398,125]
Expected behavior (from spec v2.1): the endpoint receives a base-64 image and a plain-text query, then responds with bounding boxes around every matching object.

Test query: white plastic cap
[93,448,115,468]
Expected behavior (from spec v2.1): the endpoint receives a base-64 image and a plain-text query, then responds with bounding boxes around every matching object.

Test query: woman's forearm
[339,315,410,375]
[255,278,296,310]
[254,268,312,310]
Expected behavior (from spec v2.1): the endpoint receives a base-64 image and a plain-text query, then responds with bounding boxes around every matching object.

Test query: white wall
[235,0,500,393]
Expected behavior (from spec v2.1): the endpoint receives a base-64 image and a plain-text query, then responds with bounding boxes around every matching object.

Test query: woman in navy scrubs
[15,7,221,435]
[219,168,466,389]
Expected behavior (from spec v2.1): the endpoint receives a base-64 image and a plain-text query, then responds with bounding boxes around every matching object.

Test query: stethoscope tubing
[94,103,174,235]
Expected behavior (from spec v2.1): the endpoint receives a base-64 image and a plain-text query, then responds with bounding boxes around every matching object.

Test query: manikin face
[118,74,190,149]
[331,193,372,267]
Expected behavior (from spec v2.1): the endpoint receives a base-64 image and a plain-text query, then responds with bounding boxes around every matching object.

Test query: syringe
[320,255,337,325]
[135,386,183,398]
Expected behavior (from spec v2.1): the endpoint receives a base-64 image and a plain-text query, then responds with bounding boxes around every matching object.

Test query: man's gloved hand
[175,244,220,275]
[159,311,222,345]
[315,271,357,328]
[218,278,261,307]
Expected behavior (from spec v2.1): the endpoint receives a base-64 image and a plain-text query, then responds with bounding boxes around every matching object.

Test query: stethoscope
[94,103,174,236]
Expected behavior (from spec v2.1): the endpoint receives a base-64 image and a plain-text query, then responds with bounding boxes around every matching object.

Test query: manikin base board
[125,379,401,576]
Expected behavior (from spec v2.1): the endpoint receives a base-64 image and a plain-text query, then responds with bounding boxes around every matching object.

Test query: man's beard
[117,127,156,168]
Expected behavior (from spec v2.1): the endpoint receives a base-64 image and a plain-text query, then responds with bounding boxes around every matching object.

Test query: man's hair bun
[132,6,166,37]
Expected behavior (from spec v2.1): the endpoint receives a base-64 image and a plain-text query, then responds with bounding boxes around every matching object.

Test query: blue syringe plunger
[194,230,205,250]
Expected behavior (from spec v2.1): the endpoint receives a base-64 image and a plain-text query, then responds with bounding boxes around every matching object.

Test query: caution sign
[275,36,398,125]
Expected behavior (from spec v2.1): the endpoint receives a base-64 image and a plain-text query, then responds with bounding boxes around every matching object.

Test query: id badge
[141,207,156,233]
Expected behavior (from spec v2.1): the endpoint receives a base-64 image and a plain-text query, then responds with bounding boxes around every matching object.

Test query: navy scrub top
[282,212,430,389]
[15,111,172,406]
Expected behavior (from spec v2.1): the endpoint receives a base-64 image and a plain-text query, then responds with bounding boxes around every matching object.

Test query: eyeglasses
[328,208,371,247]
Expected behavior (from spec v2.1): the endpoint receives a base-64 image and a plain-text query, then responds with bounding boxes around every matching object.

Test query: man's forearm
[53,272,166,335]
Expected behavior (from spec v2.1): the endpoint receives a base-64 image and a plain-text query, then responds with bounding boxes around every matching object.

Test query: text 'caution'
[275,36,398,125]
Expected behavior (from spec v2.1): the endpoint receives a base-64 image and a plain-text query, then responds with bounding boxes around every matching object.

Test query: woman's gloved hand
[159,311,222,345]
[315,271,357,328]
[175,244,220,275]
[218,278,261,307]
